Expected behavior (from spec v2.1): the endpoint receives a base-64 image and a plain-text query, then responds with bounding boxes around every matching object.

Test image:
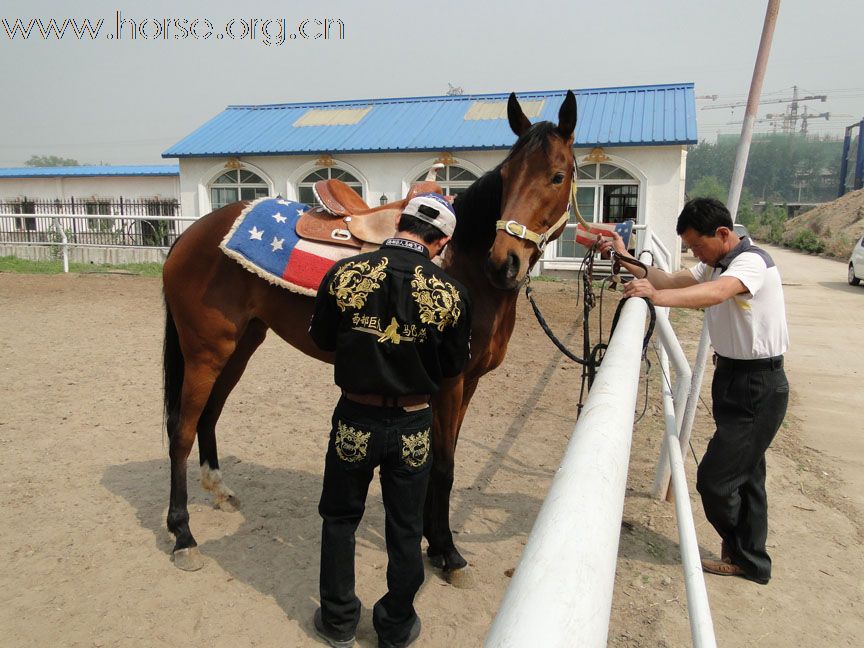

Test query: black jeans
[318,396,433,645]
[696,359,789,582]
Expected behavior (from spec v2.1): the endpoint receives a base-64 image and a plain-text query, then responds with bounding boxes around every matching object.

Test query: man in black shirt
[309,193,472,648]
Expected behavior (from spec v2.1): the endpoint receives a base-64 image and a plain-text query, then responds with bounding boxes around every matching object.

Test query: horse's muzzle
[485,250,522,290]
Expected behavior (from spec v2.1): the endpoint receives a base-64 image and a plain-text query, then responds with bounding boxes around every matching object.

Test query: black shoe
[378,617,421,648]
[313,608,355,648]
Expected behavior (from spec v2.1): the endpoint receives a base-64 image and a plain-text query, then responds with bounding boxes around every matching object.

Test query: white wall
[0,175,180,202]
[177,145,687,270]
[177,151,502,220]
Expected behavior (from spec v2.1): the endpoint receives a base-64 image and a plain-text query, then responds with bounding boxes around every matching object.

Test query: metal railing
[485,297,649,647]
[485,236,716,648]
[0,197,187,248]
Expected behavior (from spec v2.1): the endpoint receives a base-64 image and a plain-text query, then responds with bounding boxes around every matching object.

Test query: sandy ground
[0,258,861,647]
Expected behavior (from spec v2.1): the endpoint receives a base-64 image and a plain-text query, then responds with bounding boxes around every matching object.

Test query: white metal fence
[485,234,716,648]
[0,207,198,269]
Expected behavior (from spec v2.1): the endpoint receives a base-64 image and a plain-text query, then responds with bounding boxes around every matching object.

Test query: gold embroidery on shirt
[334,421,371,463]
[401,428,430,468]
[378,316,402,344]
[410,266,461,331]
[329,258,389,311]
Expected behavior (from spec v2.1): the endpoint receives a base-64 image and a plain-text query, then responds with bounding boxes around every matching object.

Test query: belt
[342,392,430,408]
[713,354,784,372]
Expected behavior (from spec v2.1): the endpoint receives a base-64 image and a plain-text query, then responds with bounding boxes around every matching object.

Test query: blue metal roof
[0,165,179,178]
[163,83,697,158]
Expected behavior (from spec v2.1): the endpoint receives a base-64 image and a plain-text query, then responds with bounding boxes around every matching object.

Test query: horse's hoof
[428,552,445,570]
[172,547,204,572]
[215,494,240,512]
[445,567,475,589]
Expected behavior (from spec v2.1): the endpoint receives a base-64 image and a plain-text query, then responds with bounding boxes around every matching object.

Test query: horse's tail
[163,295,184,440]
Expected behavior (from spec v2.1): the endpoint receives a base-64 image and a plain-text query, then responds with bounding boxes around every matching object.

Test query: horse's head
[485,91,577,290]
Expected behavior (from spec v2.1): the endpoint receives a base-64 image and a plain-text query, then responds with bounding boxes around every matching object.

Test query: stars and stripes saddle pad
[220,197,356,296]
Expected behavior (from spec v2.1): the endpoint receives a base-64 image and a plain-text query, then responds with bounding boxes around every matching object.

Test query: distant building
[0,165,180,262]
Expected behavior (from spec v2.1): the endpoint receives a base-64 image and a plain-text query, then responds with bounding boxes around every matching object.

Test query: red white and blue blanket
[220,197,356,296]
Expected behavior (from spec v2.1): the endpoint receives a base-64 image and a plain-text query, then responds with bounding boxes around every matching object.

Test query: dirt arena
[1,271,861,647]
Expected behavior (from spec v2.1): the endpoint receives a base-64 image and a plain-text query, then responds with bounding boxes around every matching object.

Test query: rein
[525,243,656,418]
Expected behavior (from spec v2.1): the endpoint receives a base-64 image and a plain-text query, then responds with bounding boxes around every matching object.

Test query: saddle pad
[575,219,635,249]
[220,197,357,296]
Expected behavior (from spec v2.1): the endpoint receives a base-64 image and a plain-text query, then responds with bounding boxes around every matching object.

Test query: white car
[849,235,864,286]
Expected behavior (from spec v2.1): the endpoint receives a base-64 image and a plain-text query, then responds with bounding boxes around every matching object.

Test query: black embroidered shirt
[309,238,472,395]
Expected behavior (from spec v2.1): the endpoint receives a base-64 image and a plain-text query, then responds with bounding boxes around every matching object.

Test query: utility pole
[727,0,781,219]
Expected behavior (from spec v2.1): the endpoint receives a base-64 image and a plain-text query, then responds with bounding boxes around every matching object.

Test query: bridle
[494,166,590,253]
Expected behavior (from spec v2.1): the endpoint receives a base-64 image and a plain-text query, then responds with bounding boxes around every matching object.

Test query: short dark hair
[397,213,449,245]
[676,197,734,236]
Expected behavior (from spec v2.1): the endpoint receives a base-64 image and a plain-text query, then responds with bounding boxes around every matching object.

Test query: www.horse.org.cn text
[0,12,346,46]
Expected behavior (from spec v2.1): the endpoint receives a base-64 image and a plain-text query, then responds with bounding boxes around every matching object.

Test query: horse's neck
[445,248,519,338]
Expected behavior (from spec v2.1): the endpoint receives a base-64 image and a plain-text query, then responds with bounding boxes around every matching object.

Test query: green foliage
[687,175,726,201]
[0,256,163,276]
[687,134,842,204]
[788,229,825,254]
[748,205,788,244]
[25,155,81,167]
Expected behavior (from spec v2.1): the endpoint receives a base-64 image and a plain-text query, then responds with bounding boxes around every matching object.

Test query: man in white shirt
[600,197,789,585]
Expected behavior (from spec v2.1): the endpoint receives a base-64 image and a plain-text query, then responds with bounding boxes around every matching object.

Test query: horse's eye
[551,173,565,185]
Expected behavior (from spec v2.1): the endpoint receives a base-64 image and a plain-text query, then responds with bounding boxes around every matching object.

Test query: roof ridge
[226,83,695,111]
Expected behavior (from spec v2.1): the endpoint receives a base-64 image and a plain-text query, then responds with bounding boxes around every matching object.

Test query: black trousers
[696,358,789,583]
[318,396,433,645]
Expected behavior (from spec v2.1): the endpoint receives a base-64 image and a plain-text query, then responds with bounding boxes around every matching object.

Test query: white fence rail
[485,234,716,648]
[485,297,649,648]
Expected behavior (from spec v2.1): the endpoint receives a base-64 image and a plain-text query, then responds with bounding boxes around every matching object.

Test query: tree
[687,175,726,201]
[26,155,80,167]
[686,134,842,204]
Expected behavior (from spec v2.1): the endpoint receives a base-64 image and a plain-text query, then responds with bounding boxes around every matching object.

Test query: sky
[1,0,862,167]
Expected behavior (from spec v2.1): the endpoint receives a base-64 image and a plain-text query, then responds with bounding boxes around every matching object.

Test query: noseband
[494,213,569,253]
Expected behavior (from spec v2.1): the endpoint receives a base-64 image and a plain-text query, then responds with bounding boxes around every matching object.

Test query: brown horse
[162,91,577,576]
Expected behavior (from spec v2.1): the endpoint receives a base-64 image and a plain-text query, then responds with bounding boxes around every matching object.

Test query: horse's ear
[507,92,532,137]
[557,90,577,139]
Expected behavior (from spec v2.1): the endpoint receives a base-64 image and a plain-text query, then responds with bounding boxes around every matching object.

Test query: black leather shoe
[314,608,355,648]
[378,617,421,648]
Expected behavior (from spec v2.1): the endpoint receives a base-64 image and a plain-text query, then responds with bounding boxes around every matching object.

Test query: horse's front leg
[425,375,478,578]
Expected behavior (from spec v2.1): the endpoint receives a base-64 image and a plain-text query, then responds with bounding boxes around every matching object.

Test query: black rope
[525,245,657,418]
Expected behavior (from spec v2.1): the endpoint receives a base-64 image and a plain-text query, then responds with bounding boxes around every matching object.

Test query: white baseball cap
[402,193,457,237]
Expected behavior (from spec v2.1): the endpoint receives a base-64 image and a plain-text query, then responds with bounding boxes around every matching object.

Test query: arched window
[555,162,639,259]
[415,164,479,197]
[298,167,364,207]
[209,169,269,210]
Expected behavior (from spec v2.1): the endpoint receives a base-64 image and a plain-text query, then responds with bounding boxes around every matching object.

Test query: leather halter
[494,212,569,253]
[494,168,589,252]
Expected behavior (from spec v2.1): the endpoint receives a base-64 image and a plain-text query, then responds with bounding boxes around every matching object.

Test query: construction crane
[706,85,827,133]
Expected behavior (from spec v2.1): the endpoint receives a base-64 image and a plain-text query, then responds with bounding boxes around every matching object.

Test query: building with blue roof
[0,83,698,270]
[163,82,697,270]
[0,164,180,212]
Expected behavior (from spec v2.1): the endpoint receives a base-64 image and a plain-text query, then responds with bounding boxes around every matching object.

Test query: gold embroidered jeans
[318,396,433,645]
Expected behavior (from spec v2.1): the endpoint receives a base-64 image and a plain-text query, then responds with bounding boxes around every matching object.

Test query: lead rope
[525,244,656,419]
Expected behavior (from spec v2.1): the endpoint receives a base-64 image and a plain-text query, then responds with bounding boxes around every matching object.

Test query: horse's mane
[451,121,562,252]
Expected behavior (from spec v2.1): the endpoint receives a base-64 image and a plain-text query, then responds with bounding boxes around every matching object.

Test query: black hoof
[427,547,467,572]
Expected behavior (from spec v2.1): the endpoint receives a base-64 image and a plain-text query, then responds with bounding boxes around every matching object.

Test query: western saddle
[295,179,445,250]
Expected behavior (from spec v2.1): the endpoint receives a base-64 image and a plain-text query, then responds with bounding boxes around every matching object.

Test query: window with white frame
[414,164,479,198]
[209,169,269,210]
[554,162,639,259]
[298,167,364,207]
